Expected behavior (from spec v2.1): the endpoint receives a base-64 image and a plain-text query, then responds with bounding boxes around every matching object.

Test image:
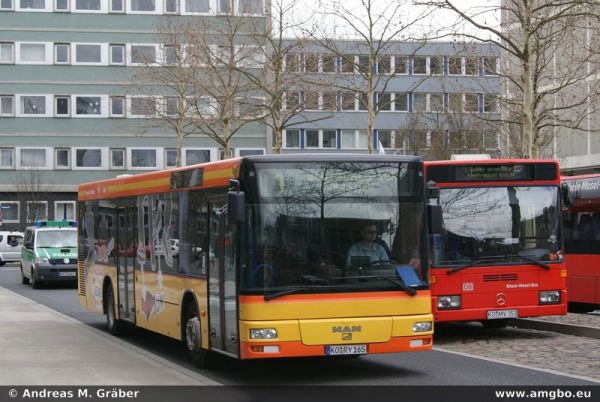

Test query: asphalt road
[0,263,596,386]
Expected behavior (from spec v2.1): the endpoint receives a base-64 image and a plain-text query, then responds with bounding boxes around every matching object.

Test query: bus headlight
[413,321,433,332]
[437,295,461,309]
[249,328,277,339]
[539,291,560,304]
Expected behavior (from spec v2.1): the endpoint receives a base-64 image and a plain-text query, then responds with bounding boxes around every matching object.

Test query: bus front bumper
[433,301,567,322]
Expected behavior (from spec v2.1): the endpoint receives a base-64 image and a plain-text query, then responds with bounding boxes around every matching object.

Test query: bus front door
[208,200,239,357]
[116,206,136,323]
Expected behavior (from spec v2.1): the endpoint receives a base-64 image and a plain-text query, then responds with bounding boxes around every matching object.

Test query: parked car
[170,239,179,256]
[20,220,78,289]
[0,231,24,266]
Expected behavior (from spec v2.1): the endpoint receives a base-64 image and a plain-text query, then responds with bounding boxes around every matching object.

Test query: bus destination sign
[454,164,530,182]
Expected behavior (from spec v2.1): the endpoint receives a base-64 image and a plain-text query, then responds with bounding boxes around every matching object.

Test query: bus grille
[77,255,86,296]
[483,273,518,282]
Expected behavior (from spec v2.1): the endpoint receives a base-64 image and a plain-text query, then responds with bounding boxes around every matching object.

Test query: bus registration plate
[326,345,367,355]
[487,309,518,319]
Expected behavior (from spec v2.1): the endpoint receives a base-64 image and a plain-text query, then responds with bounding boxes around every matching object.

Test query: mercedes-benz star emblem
[496,293,506,306]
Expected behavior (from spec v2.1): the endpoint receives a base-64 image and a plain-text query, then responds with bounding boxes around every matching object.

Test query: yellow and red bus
[561,173,600,312]
[425,159,567,328]
[78,154,434,366]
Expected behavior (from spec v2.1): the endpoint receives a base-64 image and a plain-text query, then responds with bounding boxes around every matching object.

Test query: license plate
[325,344,367,355]
[487,309,518,319]
[59,271,76,277]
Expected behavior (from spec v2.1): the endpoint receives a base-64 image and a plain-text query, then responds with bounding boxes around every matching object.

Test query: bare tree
[307,0,435,153]
[420,0,600,158]
[14,169,49,223]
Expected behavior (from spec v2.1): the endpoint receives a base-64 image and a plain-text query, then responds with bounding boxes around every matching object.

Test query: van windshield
[37,230,77,248]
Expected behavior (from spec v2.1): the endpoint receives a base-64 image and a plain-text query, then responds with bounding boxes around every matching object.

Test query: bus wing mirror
[427,180,439,199]
[561,183,572,207]
[228,191,245,224]
[428,204,443,235]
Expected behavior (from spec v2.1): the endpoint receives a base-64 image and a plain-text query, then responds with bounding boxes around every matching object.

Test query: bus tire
[21,264,30,285]
[481,319,508,329]
[183,302,211,368]
[106,284,123,336]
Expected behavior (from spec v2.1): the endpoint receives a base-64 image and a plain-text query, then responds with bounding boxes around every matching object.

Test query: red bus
[561,174,600,312]
[425,159,567,328]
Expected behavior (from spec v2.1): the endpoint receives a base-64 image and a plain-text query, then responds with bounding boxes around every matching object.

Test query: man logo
[332,325,361,333]
[342,333,352,341]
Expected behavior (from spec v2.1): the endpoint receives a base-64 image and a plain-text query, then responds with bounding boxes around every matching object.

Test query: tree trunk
[521,47,534,159]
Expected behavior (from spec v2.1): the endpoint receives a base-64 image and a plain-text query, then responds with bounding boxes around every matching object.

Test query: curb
[510,318,600,339]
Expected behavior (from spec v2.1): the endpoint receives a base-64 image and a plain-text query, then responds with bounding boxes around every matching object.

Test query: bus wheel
[106,284,123,336]
[183,302,211,368]
[481,319,508,329]
[21,264,30,285]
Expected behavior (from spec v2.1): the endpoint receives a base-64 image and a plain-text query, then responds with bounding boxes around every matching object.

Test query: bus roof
[79,153,423,201]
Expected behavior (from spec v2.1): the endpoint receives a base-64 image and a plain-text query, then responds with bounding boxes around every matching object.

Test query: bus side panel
[567,254,600,304]
[82,262,117,316]
[134,271,208,341]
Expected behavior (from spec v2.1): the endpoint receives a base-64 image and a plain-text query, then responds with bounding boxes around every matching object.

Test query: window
[75,44,102,64]
[110,148,125,169]
[55,148,70,169]
[378,130,392,148]
[358,93,368,111]
[378,93,391,111]
[20,0,45,9]
[0,95,14,116]
[483,94,498,113]
[110,0,123,12]
[236,148,264,157]
[448,57,462,75]
[413,93,426,112]
[303,92,319,111]
[164,45,177,65]
[412,57,426,74]
[55,96,70,116]
[321,54,336,73]
[378,55,391,74]
[430,93,444,112]
[340,92,356,111]
[165,149,177,167]
[19,148,47,168]
[110,96,125,117]
[130,45,156,64]
[20,95,47,115]
[304,54,318,73]
[429,56,443,75]
[285,53,300,72]
[55,201,76,221]
[75,96,102,116]
[395,93,408,111]
[26,201,48,222]
[164,0,177,12]
[322,130,336,148]
[185,149,210,165]
[0,148,14,169]
[185,0,209,13]
[75,148,102,168]
[238,0,262,15]
[54,0,68,8]
[447,93,461,112]
[1,0,14,10]
[483,131,499,149]
[483,56,498,75]
[19,43,47,63]
[357,55,369,73]
[130,148,158,169]
[75,0,100,10]
[285,92,300,111]
[54,43,70,64]
[395,56,408,74]
[110,44,125,65]
[340,55,355,73]
[322,92,337,111]
[131,0,155,12]
[130,97,157,117]
[165,97,179,116]
[217,0,231,13]
[284,129,300,148]
[305,130,319,148]
[464,93,479,112]
[0,202,19,223]
[357,130,368,149]
[465,57,479,75]
[0,43,14,64]
[341,130,356,149]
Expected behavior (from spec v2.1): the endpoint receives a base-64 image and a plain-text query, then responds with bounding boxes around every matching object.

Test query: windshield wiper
[342,275,417,296]
[264,286,318,301]
[447,254,551,275]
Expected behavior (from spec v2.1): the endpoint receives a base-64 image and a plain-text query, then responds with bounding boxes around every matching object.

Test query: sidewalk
[0,287,220,386]
[512,311,600,339]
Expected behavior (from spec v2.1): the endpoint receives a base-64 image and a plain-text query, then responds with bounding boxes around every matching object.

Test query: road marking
[1,268,19,271]
[434,346,600,384]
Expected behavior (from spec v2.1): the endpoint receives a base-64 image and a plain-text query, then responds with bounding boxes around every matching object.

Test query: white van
[0,231,24,265]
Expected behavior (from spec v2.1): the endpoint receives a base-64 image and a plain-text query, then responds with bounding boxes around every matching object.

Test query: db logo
[463,282,474,291]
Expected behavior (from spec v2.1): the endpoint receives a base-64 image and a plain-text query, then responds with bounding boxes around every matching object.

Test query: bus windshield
[240,161,428,295]
[433,186,560,266]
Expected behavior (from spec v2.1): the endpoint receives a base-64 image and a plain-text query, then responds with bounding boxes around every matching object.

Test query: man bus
[78,154,434,367]
[425,159,567,328]
[562,174,600,312]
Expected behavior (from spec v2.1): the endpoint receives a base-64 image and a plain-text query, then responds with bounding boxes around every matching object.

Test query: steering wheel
[249,264,277,286]
[368,259,395,266]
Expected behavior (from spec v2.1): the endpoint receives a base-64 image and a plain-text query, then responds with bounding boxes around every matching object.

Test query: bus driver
[346,223,390,268]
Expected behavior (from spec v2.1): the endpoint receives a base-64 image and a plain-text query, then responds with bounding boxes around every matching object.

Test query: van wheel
[21,264,30,284]
[183,302,211,368]
[31,267,40,289]
[106,284,123,336]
